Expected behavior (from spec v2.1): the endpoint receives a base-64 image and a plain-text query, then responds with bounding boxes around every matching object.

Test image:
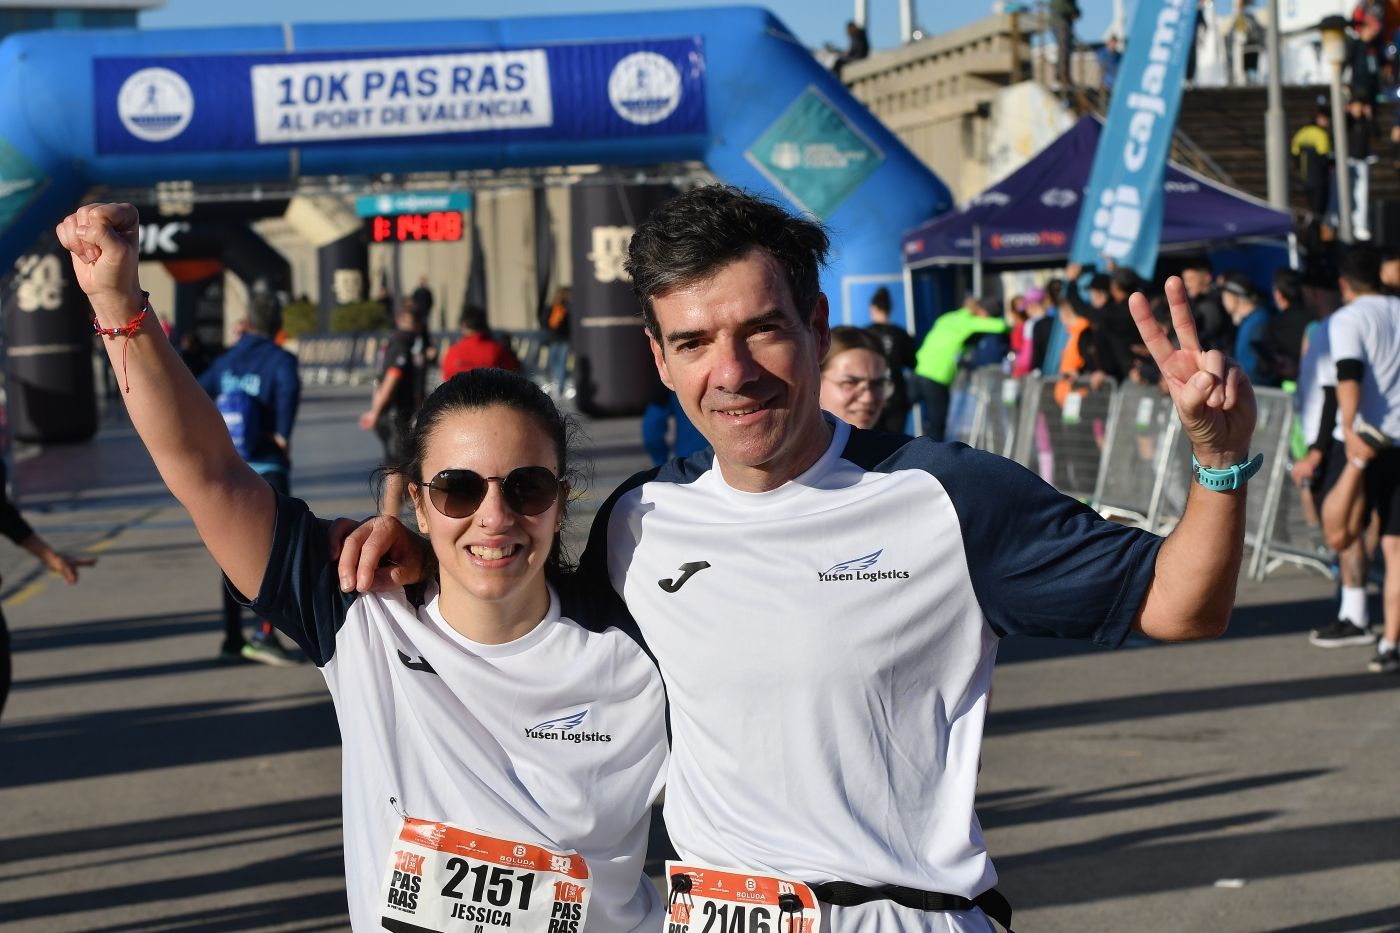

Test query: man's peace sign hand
[1129,276,1256,467]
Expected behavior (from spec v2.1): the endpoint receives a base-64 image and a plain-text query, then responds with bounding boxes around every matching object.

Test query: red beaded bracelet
[92,290,151,393]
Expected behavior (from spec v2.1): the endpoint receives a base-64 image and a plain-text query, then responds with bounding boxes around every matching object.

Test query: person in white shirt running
[1315,246,1400,675]
[342,185,1260,932]
[59,203,668,933]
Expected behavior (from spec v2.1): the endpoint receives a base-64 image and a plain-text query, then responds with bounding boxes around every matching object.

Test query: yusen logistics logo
[817,549,910,583]
[523,709,612,743]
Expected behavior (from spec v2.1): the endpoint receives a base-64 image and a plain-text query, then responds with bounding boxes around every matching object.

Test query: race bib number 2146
[664,861,820,933]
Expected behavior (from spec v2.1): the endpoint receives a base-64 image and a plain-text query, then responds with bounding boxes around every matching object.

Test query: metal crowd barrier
[1003,372,1115,503]
[952,368,1332,582]
[296,328,559,390]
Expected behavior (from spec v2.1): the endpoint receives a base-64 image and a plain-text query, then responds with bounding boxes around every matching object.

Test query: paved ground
[0,384,1396,932]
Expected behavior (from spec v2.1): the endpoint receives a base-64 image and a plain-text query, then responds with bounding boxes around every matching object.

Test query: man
[342,186,1258,930]
[1315,247,1400,674]
[1181,256,1233,353]
[1097,34,1122,92]
[832,19,869,77]
[410,275,434,323]
[1291,104,1333,224]
[1292,297,1375,649]
[359,301,421,517]
[1344,14,1383,240]
[199,293,302,665]
[1380,248,1400,294]
[1220,272,1276,387]
[1051,0,1080,94]
[911,296,1007,440]
[439,304,519,380]
[1261,267,1309,384]
[1065,264,1142,382]
[864,286,917,433]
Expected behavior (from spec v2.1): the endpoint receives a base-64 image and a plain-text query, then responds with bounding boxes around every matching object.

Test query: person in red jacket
[440,305,519,380]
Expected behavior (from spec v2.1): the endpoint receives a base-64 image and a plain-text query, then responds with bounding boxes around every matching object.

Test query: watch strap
[1192,452,1264,491]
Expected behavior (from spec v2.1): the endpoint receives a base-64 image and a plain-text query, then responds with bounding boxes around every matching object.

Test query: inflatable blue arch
[0,5,950,325]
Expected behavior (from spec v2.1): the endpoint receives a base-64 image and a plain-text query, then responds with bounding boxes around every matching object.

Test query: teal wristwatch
[1192,453,1264,491]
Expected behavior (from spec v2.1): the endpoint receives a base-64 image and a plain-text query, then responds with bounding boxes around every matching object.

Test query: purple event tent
[901,116,1293,274]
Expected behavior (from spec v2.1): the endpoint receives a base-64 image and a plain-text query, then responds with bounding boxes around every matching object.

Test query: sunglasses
[420,466,563,519]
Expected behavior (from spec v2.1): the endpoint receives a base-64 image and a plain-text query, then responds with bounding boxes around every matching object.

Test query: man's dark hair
[1222,271,1259,304]
[625,185,830,338]
[870,286,891,313]
[1088,273,1112,294]
[1339,244,1382,292]
[246,294,282,337]
[1111,267,1140,294]
[460,304,488,334]
[1272,266,1304,308]
[1181,255,1213,274]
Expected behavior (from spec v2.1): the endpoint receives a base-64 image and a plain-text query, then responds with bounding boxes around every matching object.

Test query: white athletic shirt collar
[422,581,564,659]
[704,415,852,504]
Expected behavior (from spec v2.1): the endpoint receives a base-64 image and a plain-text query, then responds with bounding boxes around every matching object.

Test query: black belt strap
[812,881,1014,933]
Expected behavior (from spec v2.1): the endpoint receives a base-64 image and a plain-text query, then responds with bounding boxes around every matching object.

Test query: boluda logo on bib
[524,709,612,743]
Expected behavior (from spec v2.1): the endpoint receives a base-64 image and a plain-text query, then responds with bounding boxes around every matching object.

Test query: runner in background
[198,293,303,666]
[361,301,422,517]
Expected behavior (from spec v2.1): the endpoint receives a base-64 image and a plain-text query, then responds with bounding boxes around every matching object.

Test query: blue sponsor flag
[1070,0,1199,280]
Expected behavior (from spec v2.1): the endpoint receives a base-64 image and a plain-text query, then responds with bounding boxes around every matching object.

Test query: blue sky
[142,1,1119,53]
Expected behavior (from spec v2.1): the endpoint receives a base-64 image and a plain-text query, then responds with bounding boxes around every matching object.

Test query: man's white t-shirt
[1297,319,1333,445]
[247,495,669,932]
[1328,293,1400,441]
[586,418,1162,931]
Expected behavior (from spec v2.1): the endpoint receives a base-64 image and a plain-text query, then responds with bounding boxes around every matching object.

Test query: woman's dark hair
[382,368,585,579]
[869,286,892,312]
[1272,266,1305,310]
[625,185,830,339]
[822,326,885,370]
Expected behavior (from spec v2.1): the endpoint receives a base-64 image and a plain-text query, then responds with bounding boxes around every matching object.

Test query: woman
[819,326,892,430]
[59,204,667,932]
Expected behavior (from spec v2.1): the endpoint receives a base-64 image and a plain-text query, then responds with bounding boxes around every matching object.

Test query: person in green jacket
[912,296,1009,440]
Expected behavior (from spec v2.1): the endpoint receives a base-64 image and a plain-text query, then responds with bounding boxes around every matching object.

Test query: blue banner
[1069,0,1198,280]
[93,38,706,154]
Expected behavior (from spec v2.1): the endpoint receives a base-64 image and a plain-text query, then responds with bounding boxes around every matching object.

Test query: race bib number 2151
[381,817,591,932]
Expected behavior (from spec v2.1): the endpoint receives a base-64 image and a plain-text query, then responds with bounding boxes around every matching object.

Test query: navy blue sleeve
[882,439,1163,647]
[237,493,359,666]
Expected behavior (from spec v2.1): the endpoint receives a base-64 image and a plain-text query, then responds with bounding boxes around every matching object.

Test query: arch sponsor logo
[608,51,682,125]
[117,67,195,142]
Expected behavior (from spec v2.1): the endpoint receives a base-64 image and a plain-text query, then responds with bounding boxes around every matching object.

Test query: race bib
[380,815,591,933]
[663,861,821,933]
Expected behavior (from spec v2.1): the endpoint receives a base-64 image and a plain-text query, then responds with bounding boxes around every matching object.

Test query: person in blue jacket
[1221,273,1277,388]
[198,294,303,665]
[641,386,708,466]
